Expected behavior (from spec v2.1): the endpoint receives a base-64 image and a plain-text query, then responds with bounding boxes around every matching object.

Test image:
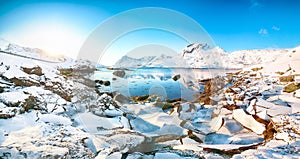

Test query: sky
[0,0,299,65]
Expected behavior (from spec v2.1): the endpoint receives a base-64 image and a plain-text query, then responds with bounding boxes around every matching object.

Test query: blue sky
[0,0,299,65]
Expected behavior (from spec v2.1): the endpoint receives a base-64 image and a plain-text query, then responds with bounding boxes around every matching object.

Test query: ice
[154,152,196,159]
[233,109,265,134]
[1,38,300,158]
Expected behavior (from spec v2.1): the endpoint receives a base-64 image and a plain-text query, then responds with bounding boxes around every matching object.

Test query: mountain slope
[114,43,294,69]
[114,54,175,68]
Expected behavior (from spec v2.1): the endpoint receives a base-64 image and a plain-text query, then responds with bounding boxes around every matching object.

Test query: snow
[38,113,72,125]
[139,111,182,128]
[1,38,300,158]
[75,112,129,134]
[0,91,29,104]
[1,126,70,157]
[106,152,122,159]
[233,109,265,134]
[114,55,157,68]
[295,89,300,98]
[0,38,9,50]
[173,144,203,152]
[232,141,300,159]
[114,43,292,69]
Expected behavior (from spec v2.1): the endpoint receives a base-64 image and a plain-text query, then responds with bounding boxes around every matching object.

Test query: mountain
[1,38,300,158]
[114,43,293,69]
[0,38,68,63]
[225,48,288,68]
[180,43,227,68]
[114,54,174,68]
[114,55,154,68]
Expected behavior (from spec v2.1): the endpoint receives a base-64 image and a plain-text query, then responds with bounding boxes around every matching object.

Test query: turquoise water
[93,68,230,100]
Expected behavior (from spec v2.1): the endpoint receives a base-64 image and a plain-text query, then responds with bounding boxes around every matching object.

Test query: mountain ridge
[114,43,295,69]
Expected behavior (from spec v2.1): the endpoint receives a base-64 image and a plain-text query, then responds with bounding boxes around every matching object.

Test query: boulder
[59,68,73,76]
[283,83,299,93]
[279,75,294,82]
[172,74,181,81]
[10,77,38,87]
[89,93,122,117]
[95,80,103,85]
[113,70,126,78]
[132,95,150,102]
[113,93,130,104]
[103,81,111,86]
[22,66,43,76]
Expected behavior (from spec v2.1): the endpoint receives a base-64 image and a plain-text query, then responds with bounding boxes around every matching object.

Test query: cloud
[258,28,268,35]
[272,26,280,31]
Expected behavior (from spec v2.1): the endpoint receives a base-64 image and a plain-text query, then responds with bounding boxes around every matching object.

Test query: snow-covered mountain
[1,38,300,158]
[181,43,292,69]
[114,43,293,69]
[223,48,289,69]
[181,43,227,68]
[114,54,174,68]
[0,38,68,63]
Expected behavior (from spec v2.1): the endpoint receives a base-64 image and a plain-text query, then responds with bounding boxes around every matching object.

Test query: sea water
[93,68,232,100]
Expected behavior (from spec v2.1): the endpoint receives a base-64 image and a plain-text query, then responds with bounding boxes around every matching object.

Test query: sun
[22,23,82,58]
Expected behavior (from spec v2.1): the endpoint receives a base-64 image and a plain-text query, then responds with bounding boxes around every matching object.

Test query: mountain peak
[114,53,175,68]
[183,43,211,54]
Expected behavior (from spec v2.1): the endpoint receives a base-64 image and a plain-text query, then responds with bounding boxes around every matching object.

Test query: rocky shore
[1,40,300,158]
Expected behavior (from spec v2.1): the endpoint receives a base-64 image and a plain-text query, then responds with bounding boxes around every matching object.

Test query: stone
[172,74,181,81]
[103,80,111,86]
[22,66,43,76]
[113,70,126,78]
[113,93,130,104]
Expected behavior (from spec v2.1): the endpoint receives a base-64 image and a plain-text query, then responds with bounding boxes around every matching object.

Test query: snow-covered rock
[0,112,95,158]
[1,37,300,158]
[89,93,123,117]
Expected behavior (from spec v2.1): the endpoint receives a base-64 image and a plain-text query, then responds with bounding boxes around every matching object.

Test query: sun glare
[22,24,82,58]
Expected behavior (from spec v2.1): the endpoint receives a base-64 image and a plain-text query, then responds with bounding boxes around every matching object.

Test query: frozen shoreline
[1,39,300,158]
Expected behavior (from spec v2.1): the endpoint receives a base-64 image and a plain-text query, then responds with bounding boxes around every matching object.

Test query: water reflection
[93,68,232,100]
